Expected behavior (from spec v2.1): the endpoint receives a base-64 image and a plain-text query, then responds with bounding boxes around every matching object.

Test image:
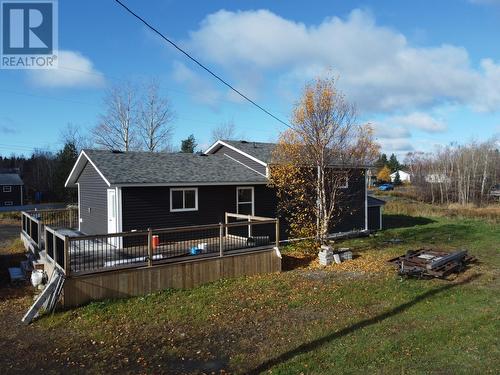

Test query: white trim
[339,174,349,189]
[236,186,255,215]
[236,186,255,237]
[2,185,11,193]
[223,153,267,177]
[116,186,123,233]
[170,187,199,212]
[77,183,81,231]
[65,150,111,187]
[364,170,368,231]
[115,181,267,188]
[205,140,267,167]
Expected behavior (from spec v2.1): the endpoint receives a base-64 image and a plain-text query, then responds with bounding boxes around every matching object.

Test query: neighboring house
[64,140,380,240]
[0,173,24,207]
[390,170,411,183]
[425,173,451,184]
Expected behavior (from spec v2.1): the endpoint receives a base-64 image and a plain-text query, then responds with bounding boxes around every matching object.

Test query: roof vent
[111,150,124,154]
[240,140,249,144]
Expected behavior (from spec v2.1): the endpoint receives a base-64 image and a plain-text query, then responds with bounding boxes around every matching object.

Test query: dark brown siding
[0,185,22,206]
[77,162,108,234]
[211,145,267,176]
[368,206,381,230]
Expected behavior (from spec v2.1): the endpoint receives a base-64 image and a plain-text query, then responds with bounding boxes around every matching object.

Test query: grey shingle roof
[222,140,276,164]
[0,173,23,185]
[83,149,268,185]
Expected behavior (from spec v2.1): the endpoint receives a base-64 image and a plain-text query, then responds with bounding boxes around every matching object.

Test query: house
[64,140,380,241]
[390,170,411,183]
[0,173,24,207]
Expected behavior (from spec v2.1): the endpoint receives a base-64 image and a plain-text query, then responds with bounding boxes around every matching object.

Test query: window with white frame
[170,188,198,212]
[337,173,349,189]
[237,187,254,215]
[4,201,13,206]
[2,186,12,193]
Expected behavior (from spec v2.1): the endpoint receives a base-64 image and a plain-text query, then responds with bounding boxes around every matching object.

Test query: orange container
[152,235,160,249]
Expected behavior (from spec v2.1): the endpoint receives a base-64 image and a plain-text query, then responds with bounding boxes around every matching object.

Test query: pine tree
[388,153,400,173]
[181,134,197,153]
[394,170,402,186]
[54,142,78,203]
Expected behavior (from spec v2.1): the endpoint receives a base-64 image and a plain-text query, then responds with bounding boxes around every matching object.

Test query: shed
[0,173,24,207]
[367,196,385,231]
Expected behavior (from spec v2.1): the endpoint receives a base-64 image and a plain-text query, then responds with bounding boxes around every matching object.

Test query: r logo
[2,1,53,54]
[1,1,57,68]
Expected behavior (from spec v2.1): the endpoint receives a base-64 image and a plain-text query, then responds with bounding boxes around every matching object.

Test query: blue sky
[1,0,500,158]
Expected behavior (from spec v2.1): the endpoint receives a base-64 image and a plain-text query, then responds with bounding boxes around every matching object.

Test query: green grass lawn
[1,206,499,374]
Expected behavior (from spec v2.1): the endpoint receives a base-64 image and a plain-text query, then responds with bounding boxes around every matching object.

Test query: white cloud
[184,9,500,113]
[378,139,414,153]
[388,112,447,133]
[373,123,411,139]
[171,61,222,107]
[28,50,104,88]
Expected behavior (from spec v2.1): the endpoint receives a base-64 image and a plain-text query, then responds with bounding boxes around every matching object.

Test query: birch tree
[92,83,138,151]
[210,120,237,143]
[270,77,379,243]
[138,81,175,152]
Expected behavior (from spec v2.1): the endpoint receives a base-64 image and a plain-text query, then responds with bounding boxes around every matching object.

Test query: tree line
[405,138,499,205]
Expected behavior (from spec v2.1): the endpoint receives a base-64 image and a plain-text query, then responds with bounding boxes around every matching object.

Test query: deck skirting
[62,247,281,307]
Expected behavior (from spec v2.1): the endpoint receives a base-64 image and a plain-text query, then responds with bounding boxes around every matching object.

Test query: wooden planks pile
[388,249,476,279]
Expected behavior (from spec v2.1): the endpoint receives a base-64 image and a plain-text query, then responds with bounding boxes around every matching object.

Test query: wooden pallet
[388,249,476,279]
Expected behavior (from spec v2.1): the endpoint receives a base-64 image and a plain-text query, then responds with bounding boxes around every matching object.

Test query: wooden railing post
[224,212,228,237]
[147,228,153,267]
[219,223,224,257]
[64,236,70,276]
[275,218,280,248]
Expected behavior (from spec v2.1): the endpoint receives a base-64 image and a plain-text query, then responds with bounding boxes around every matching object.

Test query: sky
[1,0,500,158]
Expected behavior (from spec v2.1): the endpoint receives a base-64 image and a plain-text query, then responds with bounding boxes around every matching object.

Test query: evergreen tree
[181,134,197,153]
[394,170,402,186]
[388,153,400,172]
[54,142,78,203]
[375,153,388,169]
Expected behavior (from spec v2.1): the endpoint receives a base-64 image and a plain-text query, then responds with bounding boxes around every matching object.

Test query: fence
[21,207,78,250]
[60,214,278,276]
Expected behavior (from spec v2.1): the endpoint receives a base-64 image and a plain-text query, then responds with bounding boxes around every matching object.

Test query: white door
[107,189,118,248]
[107,189,117,233]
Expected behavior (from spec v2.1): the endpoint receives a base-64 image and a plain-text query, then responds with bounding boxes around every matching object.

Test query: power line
[113,0,291,129]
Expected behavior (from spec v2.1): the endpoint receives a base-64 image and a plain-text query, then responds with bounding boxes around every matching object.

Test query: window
[4,201,13,206]
[338,174,349,189]
[170,188,198,212]
[237,187,254,215]
[2,186,11,193]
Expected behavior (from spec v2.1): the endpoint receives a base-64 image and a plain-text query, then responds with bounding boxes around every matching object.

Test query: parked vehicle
[378,183,394,191]
[490,184,500,198]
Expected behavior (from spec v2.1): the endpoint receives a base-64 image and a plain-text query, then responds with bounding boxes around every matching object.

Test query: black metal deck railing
[21,207,78,251]
[52,213,279,276]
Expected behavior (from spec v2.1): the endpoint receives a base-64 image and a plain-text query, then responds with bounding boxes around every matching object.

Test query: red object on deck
[152,235,159,249]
